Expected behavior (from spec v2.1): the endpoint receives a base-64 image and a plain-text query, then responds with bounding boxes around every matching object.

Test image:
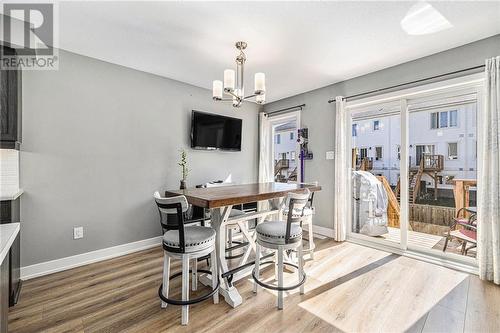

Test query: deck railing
[452,179,477,217]
[419,154,444,171]
[274,159,290,175]
[358,157,373,171]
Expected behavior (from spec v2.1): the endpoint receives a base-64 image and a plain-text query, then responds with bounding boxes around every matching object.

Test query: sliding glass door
[346,74,483,268]
[406,90,478,262]
[349,100,403,248]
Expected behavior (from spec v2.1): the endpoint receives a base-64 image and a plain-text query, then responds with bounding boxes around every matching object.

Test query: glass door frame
[347,100,408,251]
[268,111,302,183]
[345,73,484,273]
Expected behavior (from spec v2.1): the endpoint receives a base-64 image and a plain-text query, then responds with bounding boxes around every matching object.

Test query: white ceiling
[58,1,500,102]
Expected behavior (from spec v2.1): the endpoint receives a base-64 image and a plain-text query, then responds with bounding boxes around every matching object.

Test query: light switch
[326,151,335,160]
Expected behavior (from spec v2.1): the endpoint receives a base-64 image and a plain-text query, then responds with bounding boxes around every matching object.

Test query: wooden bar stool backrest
[287,181,317,208]
[154,191,189,253]
[284,190,310,244]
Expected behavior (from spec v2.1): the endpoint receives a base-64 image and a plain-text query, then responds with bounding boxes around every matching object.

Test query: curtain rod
[327,64,485,104]
[264,104,306,116]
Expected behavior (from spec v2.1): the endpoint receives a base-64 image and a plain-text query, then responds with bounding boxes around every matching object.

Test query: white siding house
[352,101,477,189]
[274,122,297,179]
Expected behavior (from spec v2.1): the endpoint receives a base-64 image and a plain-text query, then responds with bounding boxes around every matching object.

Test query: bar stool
[283,183,317,259]
[225,208,247,259]
[154,192,219,326]
[252,190,310,309]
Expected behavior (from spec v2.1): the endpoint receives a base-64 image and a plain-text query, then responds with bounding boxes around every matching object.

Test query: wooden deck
[8,239,498,333]
[382,227,444,249]
[380,227,476,257]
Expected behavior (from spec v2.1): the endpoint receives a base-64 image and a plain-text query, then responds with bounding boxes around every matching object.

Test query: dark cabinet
[0,255,9,333]
[0,198,21,307]
[0,45,23,308]
[0,46,22,149]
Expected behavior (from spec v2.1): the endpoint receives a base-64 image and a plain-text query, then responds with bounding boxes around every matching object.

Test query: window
[373,120,380,131]
[352,124,358,137]
[360,148,368,160]
[397,145,401,160]
[291,151,296,160]
[448,142,458,160]
[430,110,458,129]
[449,110,458,127]
[431,112,439,129]
[290,132,294,140]
[440,112,448,128]
[275,134,281,144]
[375,146,383,160]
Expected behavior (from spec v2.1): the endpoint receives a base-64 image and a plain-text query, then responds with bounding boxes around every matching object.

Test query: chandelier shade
[212,80,223,100]
[224,69,235,91]
[254,73,265,94]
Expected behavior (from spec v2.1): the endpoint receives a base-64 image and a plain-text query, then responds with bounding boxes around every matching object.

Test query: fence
[409,204,455,227]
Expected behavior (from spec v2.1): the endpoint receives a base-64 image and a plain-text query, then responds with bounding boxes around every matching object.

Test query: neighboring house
[274,122,297,180]
[352,100,477,190]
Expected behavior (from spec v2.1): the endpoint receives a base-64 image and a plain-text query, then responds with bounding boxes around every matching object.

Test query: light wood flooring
[8,238,500,333]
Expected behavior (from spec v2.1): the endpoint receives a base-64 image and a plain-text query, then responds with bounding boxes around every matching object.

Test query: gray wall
[263,34,500,230]
[20,50,260,266]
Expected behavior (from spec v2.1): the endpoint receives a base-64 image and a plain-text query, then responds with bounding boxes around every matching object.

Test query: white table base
[199,199,282,308]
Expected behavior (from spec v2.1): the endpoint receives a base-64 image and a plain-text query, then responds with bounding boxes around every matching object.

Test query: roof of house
[275,122,296,132]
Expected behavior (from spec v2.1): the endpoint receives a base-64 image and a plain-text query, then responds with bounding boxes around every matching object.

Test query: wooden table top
[165,182,321,209]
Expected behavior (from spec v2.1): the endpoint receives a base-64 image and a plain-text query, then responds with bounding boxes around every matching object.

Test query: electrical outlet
[73,226,84,240]
[326,151,335,160]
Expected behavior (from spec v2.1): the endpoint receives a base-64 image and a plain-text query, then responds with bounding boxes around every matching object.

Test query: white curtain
[258,112,273,211]
[258,112,273,183]
[334,96,348,241]
[478,56,500,284]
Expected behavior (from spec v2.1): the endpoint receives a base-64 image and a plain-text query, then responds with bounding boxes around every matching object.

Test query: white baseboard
[312,225,335,238]
[21,236,162,280]
[21,226,335,281]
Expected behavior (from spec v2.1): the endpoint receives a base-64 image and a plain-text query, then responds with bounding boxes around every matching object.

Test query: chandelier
[212,41,266,107]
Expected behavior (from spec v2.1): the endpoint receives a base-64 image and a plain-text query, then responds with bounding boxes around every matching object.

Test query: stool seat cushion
[226,209,246,230]
[163,226,216,253]
[230,209,245,217]
[283,207,313,218]
[256,221,302,245]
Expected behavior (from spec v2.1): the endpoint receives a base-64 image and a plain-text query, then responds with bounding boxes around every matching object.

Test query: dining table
[165,182,321,308]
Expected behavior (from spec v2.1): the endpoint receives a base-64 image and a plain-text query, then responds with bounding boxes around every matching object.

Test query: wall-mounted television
[191,111,242,151]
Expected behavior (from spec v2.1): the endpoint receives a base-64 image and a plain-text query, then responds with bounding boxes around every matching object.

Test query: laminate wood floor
[8,238,500,333]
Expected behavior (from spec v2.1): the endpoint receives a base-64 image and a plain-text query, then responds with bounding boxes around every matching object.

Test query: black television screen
[191,111,242,151]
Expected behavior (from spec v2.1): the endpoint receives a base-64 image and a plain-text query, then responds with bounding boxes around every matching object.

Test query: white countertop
[0,223,20,264]
[0,188,23,201]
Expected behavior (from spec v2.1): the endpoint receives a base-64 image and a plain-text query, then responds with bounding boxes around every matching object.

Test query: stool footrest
[197,254,210,262]
[222,253,274,286]
[252,261,306,291]
[226,241,249,252]
[225,240,249,259]
[158,269,219,306]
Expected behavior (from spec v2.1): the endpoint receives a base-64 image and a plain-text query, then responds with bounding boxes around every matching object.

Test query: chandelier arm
[225,90,242,101]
